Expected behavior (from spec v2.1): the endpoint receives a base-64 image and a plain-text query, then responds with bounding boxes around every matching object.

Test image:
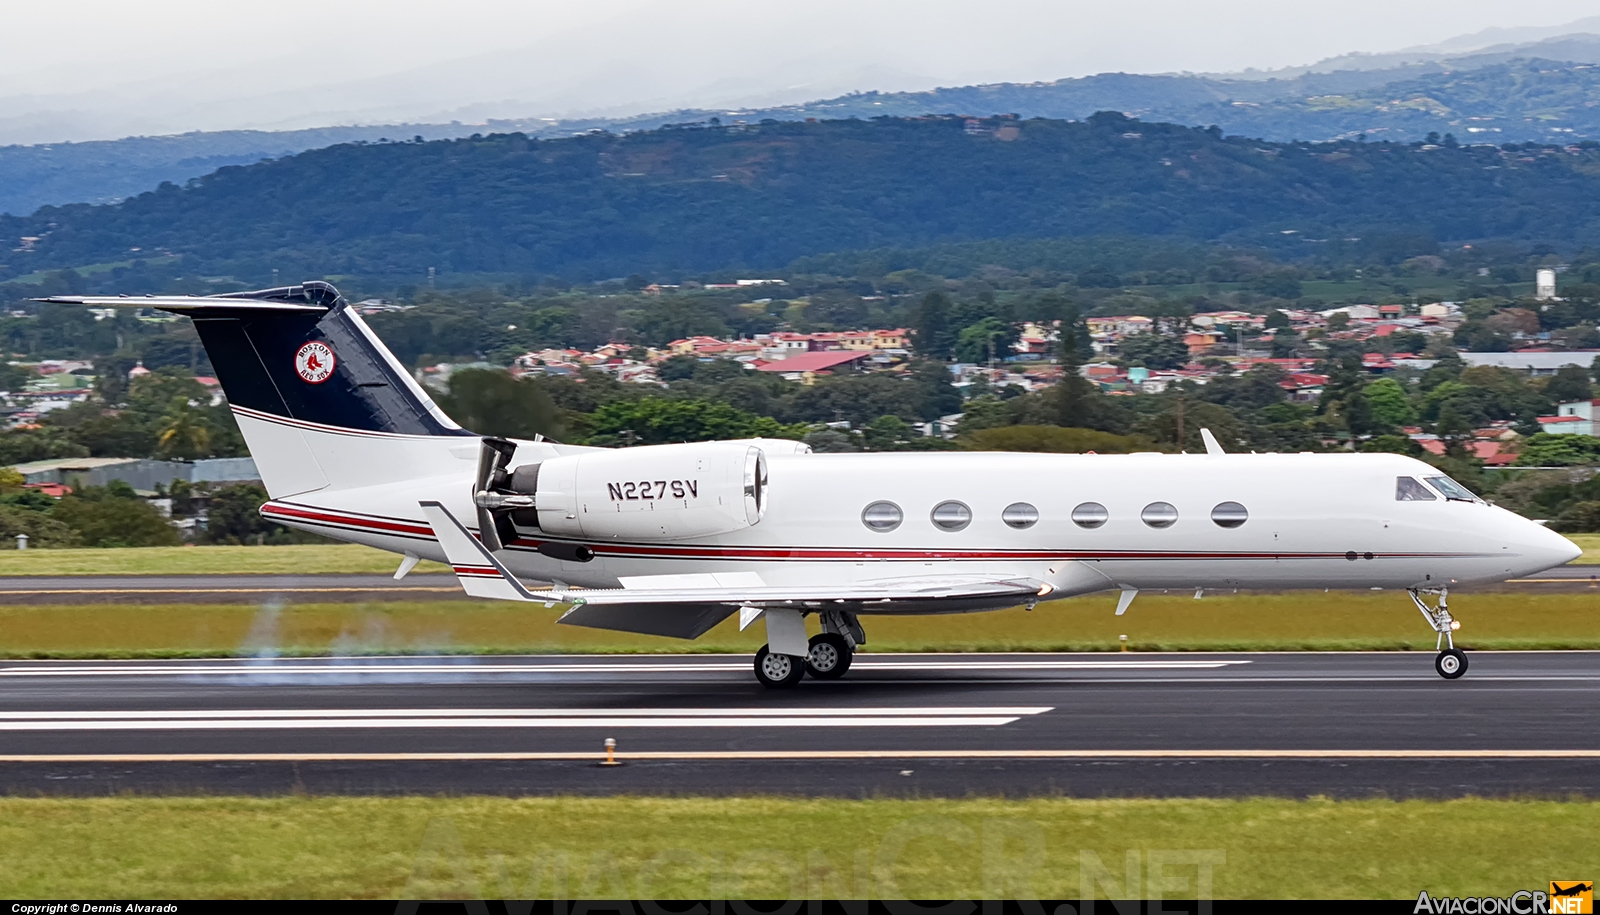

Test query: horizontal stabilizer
[419,500,540,602]
[39,295,324,313]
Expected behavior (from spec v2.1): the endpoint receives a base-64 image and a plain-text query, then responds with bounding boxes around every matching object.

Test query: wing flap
[565,575,1047,607]
[555,603,738,640]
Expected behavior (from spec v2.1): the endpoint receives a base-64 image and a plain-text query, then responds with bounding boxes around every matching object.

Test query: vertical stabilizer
[40,282,474,498]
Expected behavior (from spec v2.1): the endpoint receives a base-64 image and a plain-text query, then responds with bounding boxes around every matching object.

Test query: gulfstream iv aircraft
[45,283,1582,687]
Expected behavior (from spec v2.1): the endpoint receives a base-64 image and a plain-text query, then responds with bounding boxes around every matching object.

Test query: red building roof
[750,351,872,373]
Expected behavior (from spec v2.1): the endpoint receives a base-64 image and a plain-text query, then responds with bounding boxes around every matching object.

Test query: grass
[0,590,1595,657]
[0,795,1592,898]
[0,543,449,576]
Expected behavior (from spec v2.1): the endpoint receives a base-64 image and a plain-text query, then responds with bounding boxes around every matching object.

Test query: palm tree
[156,396,212,459]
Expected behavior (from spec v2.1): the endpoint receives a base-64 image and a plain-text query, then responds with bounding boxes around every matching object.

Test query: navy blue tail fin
[44,281,471,438]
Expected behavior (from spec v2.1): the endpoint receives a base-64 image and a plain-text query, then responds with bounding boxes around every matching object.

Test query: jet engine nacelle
[533,441,790,541]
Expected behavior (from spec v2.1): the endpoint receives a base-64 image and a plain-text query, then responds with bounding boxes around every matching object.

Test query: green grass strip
[0,543,450,576]
[0,591,1596,657]
[0,796,1593,899]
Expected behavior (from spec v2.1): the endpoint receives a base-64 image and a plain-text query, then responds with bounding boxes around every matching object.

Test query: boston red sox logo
[294,341,336,384]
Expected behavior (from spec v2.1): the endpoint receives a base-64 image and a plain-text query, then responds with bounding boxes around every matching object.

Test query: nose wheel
[1410,588,1467,680]
[1435,648,1468,679]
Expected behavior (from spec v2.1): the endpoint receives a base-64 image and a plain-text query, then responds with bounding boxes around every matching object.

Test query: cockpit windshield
[1396,476,1436,501]
[1424,475,1481,503]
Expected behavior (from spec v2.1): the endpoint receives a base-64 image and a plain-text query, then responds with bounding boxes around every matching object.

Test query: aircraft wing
[419,501,1050,637]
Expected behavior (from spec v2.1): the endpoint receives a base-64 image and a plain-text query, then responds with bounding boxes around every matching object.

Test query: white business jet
[44,283,1581,687]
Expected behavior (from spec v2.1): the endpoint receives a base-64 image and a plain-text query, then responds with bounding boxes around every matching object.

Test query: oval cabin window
[861,501,903,532]
[1211,501,1248,528]
[1141,502,1179,528]
[1002,502,1039,529]
[1071,502,1108,529]
[930,501,972,532]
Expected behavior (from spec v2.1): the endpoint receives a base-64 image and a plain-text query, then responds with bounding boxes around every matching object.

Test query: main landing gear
[1409,587,1467,680]
[753,609,863,689]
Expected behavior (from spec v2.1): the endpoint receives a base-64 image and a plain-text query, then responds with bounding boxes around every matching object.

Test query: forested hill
[6,113,1600,284]
[3,49,1597,217]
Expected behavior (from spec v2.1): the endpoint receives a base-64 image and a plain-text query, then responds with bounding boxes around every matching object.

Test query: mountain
[5,114,1600,288]
[5,34,1600,217]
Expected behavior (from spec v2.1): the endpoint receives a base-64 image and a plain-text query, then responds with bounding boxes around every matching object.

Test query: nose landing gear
[1409,587,1467,680]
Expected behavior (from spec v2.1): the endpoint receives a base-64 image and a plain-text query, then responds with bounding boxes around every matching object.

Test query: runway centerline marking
[0,706,1053,720]
[0,706,1053,731]
[1,748,1597,763]
[0,659,1247,677]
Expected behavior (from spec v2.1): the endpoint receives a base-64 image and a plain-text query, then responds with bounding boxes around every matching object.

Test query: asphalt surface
[0,566,1593,602]
[0,651,1596,798]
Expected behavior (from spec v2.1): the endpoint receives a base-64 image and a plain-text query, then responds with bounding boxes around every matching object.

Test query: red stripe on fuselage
[264,501,1485,563]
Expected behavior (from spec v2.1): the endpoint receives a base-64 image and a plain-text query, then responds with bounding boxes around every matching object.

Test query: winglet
[1200,428,1225,456]
[418,500,540,602]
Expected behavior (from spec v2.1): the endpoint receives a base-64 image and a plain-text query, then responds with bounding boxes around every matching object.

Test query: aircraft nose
[1523,521,1583,572]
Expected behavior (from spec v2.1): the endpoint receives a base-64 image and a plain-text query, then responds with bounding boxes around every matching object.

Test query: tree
[434,369,564,439]
[201,483,319,544]
[1364,377,1415,428]
[585,397,805,446]
[959,425,1148,453]
[156,397,213,460]
[1551,501,1600,532]
[1515,433,1600,467]
[1118,333,1190,370]
[1052,309,1095,428]
[1263,310,1291,331]
[912,292,954,359]
[907,360,962,421]
[1270,329,1302,359]
[1139,399,1247,452]
[0,504,81,548]
[50,485,181,548]
[954,317,1014,364]
[1546,366,1593,404]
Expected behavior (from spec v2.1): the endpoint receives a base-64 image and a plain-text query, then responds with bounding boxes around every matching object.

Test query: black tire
[754,645,805,689]
[1435,648,1468,680]
[805,632,853,679]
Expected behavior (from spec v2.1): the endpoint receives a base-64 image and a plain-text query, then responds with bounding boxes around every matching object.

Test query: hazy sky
[2,0,1599,139]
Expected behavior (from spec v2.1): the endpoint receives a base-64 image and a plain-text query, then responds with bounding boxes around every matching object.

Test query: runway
[0,565,1594,602]
[0,651,1596,798]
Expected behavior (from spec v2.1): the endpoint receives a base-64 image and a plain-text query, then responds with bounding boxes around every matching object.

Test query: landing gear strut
[1409,588,1467,680]
[807,609,862,680]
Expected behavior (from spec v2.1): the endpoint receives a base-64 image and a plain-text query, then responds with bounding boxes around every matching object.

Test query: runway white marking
[0,706,1052,719]
[0,659,1247,677]
[0,706,1053,731]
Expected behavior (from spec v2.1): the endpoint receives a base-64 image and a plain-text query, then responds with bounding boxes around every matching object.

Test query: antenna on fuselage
[1200,428,1225,456]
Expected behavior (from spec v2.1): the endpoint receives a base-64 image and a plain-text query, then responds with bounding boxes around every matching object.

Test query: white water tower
[1536,268,1557,301]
